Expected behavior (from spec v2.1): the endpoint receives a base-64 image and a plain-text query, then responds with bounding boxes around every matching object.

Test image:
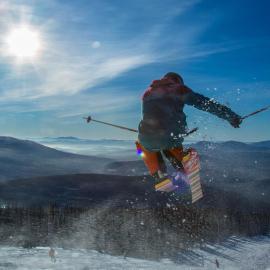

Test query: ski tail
[182,148,203,203]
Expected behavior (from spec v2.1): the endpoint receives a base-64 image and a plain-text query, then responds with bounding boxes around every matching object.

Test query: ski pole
[83,116,198,137]
[182,127,198,137]
[83,116,138,133]
[241,105,270,120]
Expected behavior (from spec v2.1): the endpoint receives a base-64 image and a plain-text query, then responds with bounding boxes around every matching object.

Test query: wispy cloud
[0,86,139,118]
[0,0,248,118]
[0,0,208,102]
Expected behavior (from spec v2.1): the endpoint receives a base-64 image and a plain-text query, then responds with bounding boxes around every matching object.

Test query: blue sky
[0,0,269,142]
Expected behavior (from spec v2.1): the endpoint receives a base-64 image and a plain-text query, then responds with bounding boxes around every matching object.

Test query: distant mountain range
[32,135,270,148]
[30,136,270,160]
[190,140,270,152]
[250,140,270,148]
[0,136,112,182]
[1,136,270,182]
[31,136,136,159]
[33,136,134,144]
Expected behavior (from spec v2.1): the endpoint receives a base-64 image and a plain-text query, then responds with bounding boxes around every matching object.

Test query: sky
[0,0,269,142]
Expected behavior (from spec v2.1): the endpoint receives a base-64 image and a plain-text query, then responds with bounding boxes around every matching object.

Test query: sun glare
[5,25,42,60]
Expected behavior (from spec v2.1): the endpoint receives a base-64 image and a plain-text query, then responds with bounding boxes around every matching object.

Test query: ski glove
[229,116,242,128]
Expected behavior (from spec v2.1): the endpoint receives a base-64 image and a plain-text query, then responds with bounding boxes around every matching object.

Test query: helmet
[164,72,184,84]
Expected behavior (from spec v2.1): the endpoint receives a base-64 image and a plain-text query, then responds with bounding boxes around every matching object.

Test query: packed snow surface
[0,236,269,270]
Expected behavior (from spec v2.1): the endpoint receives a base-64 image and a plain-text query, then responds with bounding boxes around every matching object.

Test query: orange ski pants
[135,141,185,175]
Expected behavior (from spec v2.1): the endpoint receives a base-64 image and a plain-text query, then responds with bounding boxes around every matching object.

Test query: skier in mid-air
[136,72,242,193]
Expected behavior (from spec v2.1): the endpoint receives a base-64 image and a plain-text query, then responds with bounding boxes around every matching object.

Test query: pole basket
[83,116,92,123]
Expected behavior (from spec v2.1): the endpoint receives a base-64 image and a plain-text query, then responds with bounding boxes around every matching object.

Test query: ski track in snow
[0,236,269,270]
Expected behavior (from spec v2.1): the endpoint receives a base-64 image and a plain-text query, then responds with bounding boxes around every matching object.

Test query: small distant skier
[136,72,242,191]
[49,247,56,263]
[215,258,220,268]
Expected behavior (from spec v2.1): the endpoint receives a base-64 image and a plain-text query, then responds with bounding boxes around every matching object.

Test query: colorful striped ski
[182,148,203,203]
[155,178,177,192]
[154,148,203,203]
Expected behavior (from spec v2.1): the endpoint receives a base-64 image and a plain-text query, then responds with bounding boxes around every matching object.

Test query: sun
[5,25,42,61]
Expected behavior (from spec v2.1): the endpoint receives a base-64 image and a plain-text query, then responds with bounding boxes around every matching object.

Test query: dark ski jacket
[138,77,241,151]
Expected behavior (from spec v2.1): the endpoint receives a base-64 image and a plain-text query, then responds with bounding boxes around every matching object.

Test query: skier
[215,258,220,268]
[49,247,56,263]
[136,72,242,192]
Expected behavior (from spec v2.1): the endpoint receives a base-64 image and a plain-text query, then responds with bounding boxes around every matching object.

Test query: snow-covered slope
[0,236,269,270]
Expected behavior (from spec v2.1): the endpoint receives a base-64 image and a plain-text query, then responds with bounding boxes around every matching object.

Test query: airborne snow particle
[91,41,101,48]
